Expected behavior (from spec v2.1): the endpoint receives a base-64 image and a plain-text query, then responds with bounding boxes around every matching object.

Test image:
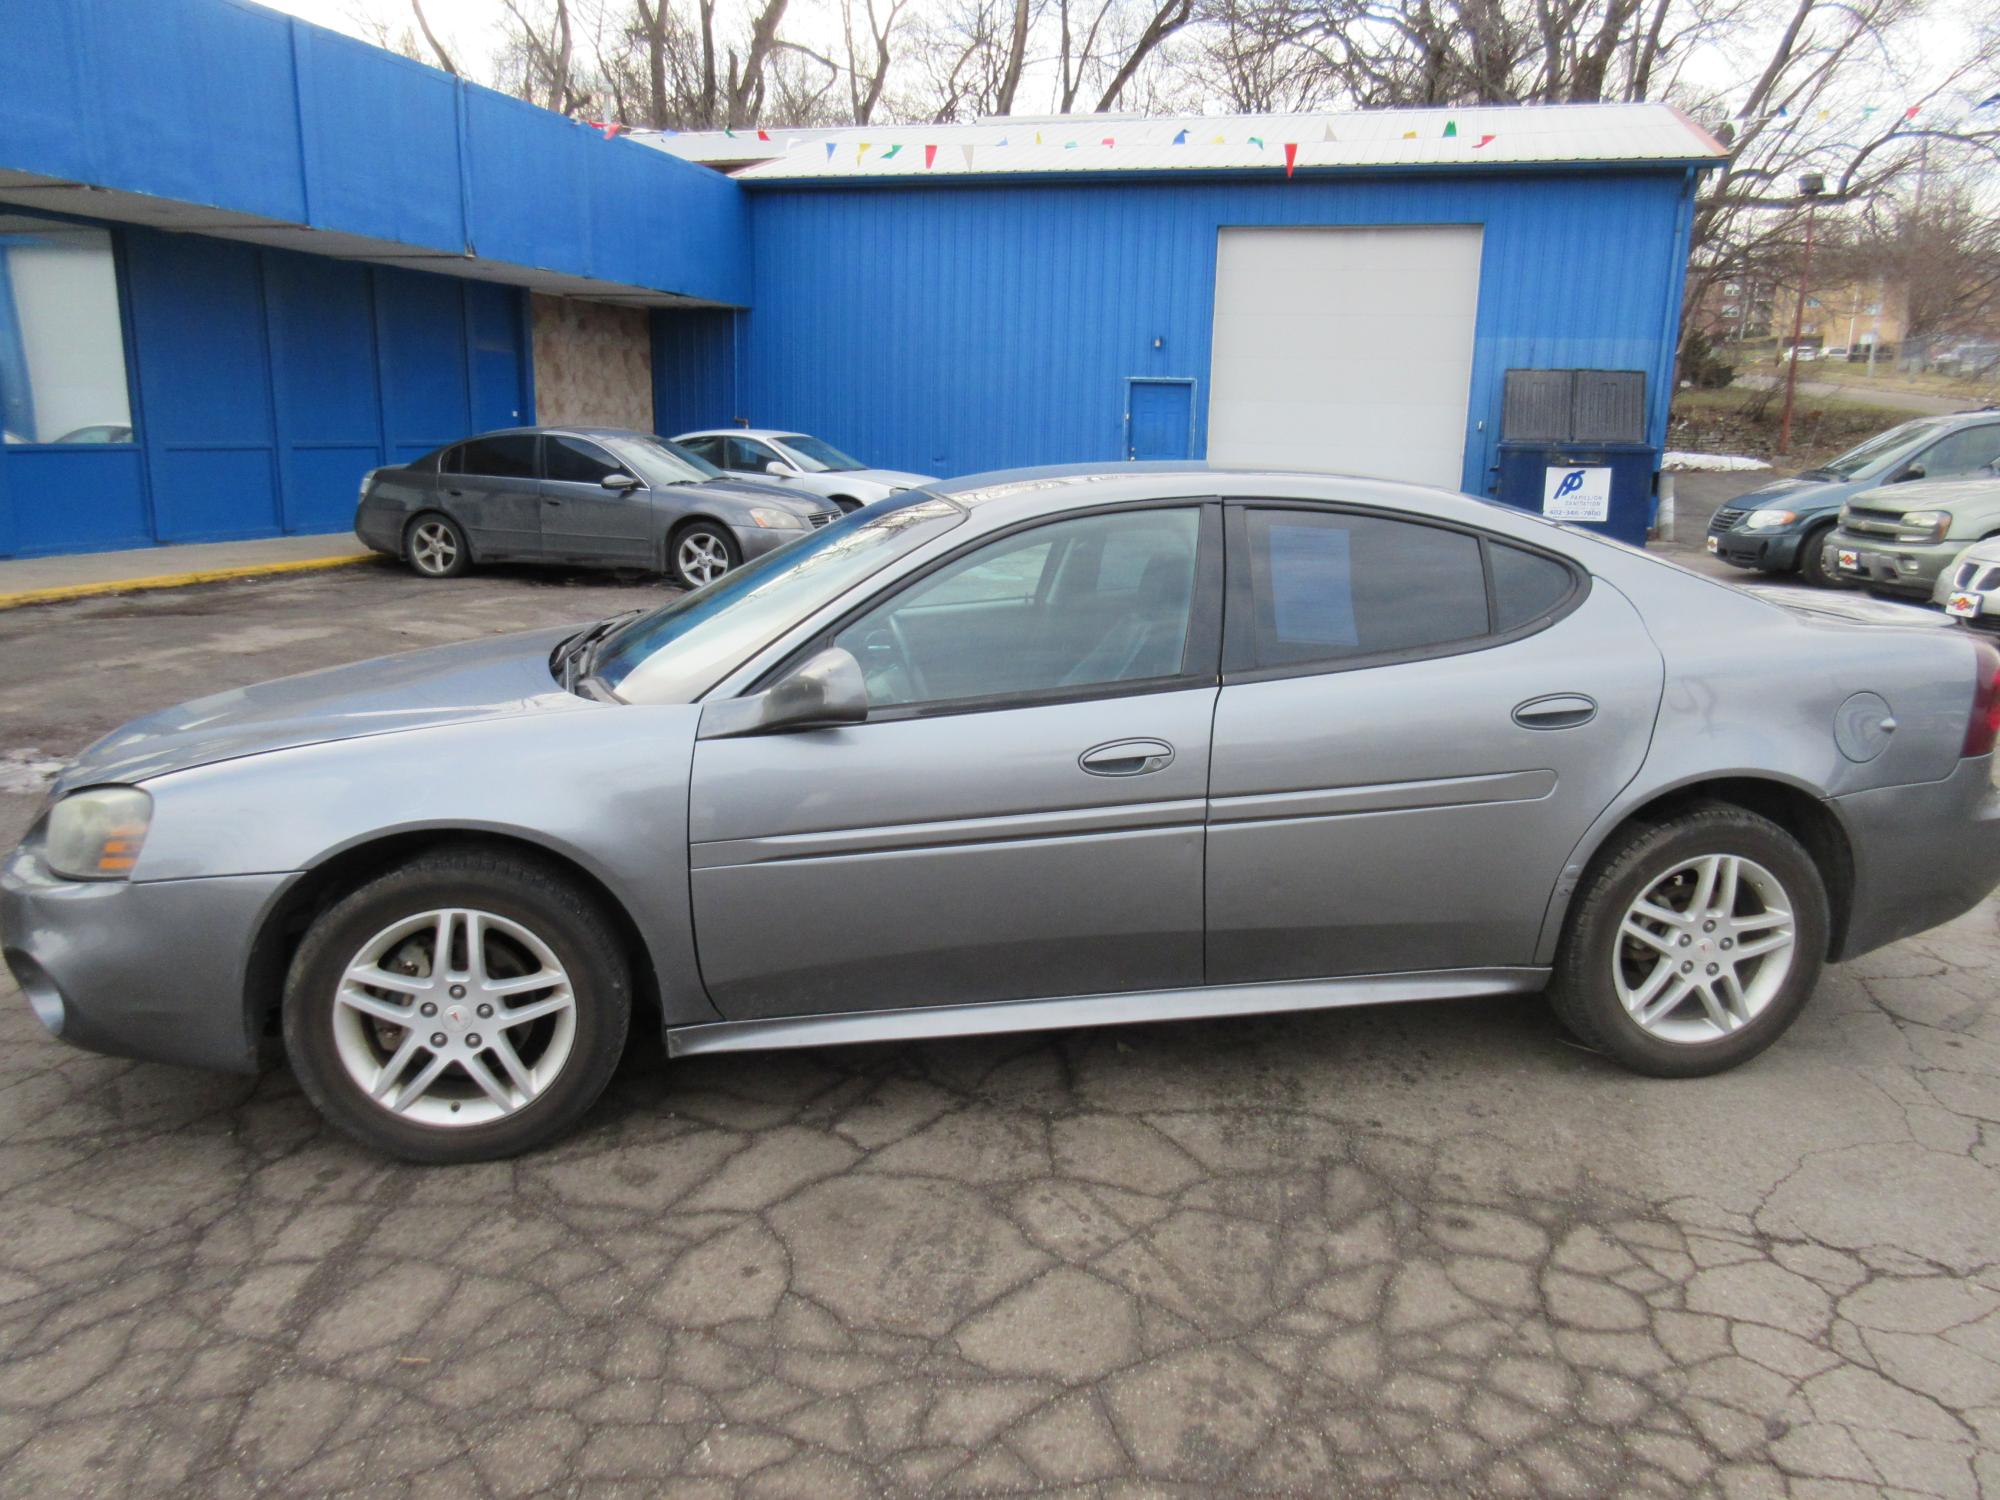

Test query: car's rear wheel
[671,523,740,589]
[405,513,470,579]
[1547,804,1828,1076]
[283,848,630,1162]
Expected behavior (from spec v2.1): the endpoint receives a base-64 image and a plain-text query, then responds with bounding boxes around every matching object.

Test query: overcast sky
[259,0,1987,126]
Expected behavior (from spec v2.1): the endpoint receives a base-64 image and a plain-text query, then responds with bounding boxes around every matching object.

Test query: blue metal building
[0,0,1721,560]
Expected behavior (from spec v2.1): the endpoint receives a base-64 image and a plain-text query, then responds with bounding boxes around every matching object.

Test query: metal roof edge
[732,156,1723,190]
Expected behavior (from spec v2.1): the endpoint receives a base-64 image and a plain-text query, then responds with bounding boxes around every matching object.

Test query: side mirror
[601,472,643,491]
[765,460,797,478]
[697,647,868,739]
[1898,463,1926,482]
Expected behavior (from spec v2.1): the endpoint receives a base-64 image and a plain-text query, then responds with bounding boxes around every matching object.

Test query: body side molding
[665,967,1550,1057]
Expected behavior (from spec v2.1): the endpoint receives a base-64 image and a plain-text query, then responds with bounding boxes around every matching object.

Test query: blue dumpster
[1495,441,1658,547]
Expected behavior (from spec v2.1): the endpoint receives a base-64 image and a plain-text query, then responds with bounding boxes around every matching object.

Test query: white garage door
[1207,226,1484,489]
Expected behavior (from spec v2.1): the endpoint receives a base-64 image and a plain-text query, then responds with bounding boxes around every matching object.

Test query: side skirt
[665,967,1550,1059]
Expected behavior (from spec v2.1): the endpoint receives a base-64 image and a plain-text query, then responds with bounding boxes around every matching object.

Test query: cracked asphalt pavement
[4,558,2000,1498]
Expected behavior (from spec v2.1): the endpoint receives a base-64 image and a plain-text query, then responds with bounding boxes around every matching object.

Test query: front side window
[833,508,1202,709]
[1815,419,1945,480]
[726,437,775,472]
[776,435,863,473]
[459,434,537,479]
[0,217,133,445]
[592,494,964,703]
[1918,424,2000,478]
[545,436,624,485]
[677,435,723,465]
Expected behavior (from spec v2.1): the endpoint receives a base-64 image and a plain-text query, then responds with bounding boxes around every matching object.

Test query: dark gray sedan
[354,426,842,589]
[10,465,2000,1162]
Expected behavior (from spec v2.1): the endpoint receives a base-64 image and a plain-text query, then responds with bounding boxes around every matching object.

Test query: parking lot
[4,551,2000,1499]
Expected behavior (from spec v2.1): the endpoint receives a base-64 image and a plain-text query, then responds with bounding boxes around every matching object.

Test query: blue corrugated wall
[708,169,1696,492]
[0,217,530,558]
[0,0,750,307]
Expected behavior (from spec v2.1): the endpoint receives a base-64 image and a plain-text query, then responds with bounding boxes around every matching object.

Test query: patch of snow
[1662,451,1771,473]
[0,750,65,795]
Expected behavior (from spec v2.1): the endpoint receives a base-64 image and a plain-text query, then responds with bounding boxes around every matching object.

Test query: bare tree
[409,0,459,74]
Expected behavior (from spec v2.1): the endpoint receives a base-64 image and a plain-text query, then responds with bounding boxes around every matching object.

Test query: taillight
[1965,637,2000,757]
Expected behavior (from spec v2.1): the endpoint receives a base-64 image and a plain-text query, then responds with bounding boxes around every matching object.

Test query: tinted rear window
[1490,542,1575,631]
[459,435,538,479]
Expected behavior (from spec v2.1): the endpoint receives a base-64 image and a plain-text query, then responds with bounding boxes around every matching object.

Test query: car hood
[848,468,938,489]
[1724,473,1868,513]
[693,476,829,511]
[55,625,591,792]
[1849,475,2000,512]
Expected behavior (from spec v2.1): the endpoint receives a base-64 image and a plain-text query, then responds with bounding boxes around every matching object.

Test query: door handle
[1513,693,1598,730]
[543,497,563,506]
[1079,738,1175,776]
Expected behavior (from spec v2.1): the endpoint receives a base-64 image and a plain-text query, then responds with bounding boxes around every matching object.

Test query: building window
[0,217,134,445]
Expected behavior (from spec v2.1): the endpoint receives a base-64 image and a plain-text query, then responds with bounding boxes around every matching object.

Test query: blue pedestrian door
[1127,379,1194,461]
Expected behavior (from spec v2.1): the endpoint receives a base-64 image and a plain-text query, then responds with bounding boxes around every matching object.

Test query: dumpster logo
[1542,465,1611,523]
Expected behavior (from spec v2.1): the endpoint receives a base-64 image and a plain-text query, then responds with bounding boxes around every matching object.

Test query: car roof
[672,428,801,441]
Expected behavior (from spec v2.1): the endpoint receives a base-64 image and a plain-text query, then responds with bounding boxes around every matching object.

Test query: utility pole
[1777,174,1825,458]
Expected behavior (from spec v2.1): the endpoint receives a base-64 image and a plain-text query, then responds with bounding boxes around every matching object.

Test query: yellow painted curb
[0,552,379,612]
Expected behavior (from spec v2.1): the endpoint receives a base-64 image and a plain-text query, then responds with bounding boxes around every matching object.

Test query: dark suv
[1707,409,2000,587]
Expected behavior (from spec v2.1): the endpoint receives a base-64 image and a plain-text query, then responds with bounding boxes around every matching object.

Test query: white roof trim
[634,103,1723,183]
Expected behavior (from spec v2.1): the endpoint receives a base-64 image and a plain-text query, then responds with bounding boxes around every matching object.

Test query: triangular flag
[1034,131,1043,144]
[881,143,902,159]
[1321,122,1336,141]
[1904,104,1919,119]
[1102,136,1115,147]
[1064,140,1078,149]
[1443,120,1457,137]
[997,137,1008,146]
[1211,134,1224,144]
[1401,130,1417,139]
[857,142,871,163]
[1283,142,1298,177]
[824,141,836,161]
[1173,129,1188,144]
[724,127,736,138]
[962,144,975,168]
[757,129,770,141]
[1248,136,1264,148]
[1862,104,1878,116]
[1473,133,1496,148]
[924,143,937,167]
[1774,106,1787,118]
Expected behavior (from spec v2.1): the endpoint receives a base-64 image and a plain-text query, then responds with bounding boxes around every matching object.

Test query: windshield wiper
[553,610,641,690]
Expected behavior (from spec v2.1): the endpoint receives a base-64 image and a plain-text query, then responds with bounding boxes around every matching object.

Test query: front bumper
[1823,532,1961,596]
[1,844,292,1074]
[1834,755,2000,960]
[1707,527,1811,571]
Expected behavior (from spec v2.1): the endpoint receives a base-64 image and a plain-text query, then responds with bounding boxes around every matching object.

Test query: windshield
[589,493,964,703]
[1815,418,1945,480]
[776,434,864,473]
[605,434,725,485]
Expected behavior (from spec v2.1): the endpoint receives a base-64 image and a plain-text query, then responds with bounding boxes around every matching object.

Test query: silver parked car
[354,427,840,589]
[672,428,936,512]
[9,466,2000,1162]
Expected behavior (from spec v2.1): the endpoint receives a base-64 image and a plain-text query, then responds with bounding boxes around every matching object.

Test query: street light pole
[1777,174,1826,458]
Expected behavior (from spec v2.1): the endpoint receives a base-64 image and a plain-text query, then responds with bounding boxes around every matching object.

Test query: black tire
[1794,522,1842,588]
[404,512,470,579]
[283,847,631,1162]
[669,521,742,589]
[1546,804,1829,1078]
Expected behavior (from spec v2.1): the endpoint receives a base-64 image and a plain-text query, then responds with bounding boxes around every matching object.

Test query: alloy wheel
[1614,854,1797,1043]
[330,908,576,1127]
[410,520,459,576]
[677,531,732,586]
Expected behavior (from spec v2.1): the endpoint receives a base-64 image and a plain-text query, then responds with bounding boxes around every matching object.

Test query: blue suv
[1707,409,2000,586]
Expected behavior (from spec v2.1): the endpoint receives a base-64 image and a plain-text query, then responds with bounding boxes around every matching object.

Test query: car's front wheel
[1794,522,1842,588]
[671,523,740,589]
[1547,804,1828,1076]
[283,848,631,1162]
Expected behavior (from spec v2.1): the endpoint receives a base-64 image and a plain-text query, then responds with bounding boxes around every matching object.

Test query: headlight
[1744,509,1797,530]
[44,787,153,881]
[357,469,379,501]
[1898,510,1952,543]
[747,508,806,530]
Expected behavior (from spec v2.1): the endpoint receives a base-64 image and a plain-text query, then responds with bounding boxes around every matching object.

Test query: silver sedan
[8,466,2000,1160]
[353,426,840,589]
